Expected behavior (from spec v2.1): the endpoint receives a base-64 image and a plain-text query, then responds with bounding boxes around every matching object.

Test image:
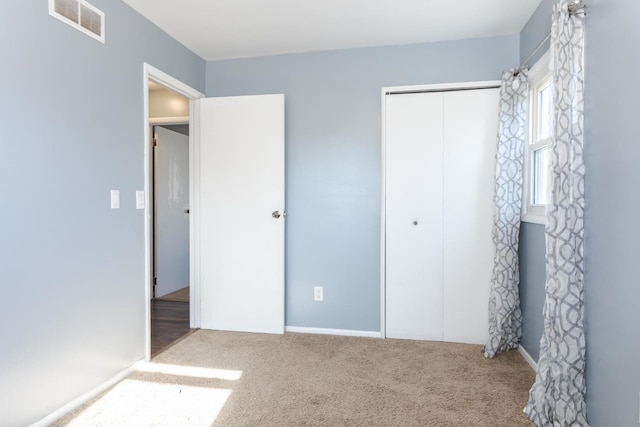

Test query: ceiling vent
[49,0,105,43]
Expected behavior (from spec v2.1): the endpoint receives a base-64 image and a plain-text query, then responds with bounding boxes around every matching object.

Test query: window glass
[533,147,551,205]
[538,83,552,141]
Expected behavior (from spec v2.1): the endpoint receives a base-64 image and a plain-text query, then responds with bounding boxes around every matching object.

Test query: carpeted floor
[157,286,190,303]
[53,330,535,426]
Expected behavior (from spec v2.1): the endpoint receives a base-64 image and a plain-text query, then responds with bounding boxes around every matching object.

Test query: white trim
[146,65,205,99]
[189,100,202,328]
[143,64,205,361]
[31,362,140,426]
[285,326,383,339]
[380,89,387,339]
[149,116,189,125]
[522,208,546,225]
[522,50,551,226]
[380,80,501,339]
[48,0,105,44]
[518,345,538,371]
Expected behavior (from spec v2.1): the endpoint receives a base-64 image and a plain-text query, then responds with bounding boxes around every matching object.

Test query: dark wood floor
[151,299,196,357]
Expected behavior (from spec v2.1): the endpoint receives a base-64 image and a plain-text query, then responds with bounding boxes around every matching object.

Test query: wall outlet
[314,286,323,302]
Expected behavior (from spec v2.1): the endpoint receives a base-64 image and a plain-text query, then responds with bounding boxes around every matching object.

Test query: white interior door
[198,94,285,334]
[442,88,499,344]
[385,92,444,340]
[155,126,190,298]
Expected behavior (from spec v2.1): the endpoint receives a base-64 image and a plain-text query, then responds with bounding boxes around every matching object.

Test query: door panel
[385,93,444,340]
[198,94,285,334]
[442,89,499,344]
[155,126,190,298]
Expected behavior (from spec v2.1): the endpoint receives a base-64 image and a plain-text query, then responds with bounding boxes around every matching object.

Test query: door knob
[413,221,418,225]
[272,210,281,219]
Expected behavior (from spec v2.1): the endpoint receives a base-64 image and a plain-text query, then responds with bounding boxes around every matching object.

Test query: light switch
[110,190,120,209]
[136,191,145,209]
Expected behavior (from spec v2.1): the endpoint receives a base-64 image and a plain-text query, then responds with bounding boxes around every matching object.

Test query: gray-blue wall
[518,223,545,361]
[0,1,204,425]
[518,0,640,424]
[206,36,519,332]
[517,0,555,364]
[584,1,640,425]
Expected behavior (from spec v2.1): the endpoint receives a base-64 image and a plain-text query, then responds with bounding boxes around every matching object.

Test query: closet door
[442,88,499,344]
[385,92,444,340]
[384,86,499,343]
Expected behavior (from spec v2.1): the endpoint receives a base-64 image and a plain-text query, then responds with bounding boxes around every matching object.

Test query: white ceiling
[123,0,542,61]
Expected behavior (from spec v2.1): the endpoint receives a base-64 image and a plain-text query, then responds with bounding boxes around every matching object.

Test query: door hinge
[153,137,158,147]
[153,277,157,298]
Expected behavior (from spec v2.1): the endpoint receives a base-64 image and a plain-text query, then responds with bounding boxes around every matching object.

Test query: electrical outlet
[314,286,323,302]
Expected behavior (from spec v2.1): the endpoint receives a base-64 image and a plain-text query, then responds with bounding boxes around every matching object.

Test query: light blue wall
[518,0,640,424]
[0,1,204,425]
[518,223,545,361]
[517,0,555,363]
[584,1,640,425]
[520,0,556,67]
[206,36,520,331]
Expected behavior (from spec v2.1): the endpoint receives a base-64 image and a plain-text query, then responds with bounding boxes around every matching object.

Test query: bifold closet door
[385,87,499,344]
[385,92,444,341]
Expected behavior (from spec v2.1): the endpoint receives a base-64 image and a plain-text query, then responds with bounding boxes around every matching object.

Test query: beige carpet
[157,286,190,303]
[53,331,535,426]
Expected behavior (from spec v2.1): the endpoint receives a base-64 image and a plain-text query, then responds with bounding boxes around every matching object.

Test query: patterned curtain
[484,69,528,359]
[525,0,587,425]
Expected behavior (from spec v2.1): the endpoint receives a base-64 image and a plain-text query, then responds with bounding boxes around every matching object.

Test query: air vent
[49,0,105,43]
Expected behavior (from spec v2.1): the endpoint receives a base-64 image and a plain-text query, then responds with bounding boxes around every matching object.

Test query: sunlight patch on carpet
[137,362,243,380]
[64,379,231,426]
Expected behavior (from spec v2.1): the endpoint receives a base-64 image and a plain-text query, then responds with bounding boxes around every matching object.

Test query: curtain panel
[525,0,587,425]
[484,69,528,359]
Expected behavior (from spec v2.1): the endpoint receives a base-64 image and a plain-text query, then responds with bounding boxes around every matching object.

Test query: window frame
[522,50,552,225]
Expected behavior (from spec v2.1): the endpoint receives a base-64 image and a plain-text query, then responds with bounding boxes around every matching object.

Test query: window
[49,0,105,43]
[523,51,552,224]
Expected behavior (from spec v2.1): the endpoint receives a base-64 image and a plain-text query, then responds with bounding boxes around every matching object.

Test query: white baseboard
[518,345,538,371]
[285,326,382,339]
[31,360,143,427]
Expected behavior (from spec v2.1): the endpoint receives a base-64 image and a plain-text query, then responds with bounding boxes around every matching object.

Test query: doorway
[151,122,191,356]
[143,64,204,359]
[143,65,287,360]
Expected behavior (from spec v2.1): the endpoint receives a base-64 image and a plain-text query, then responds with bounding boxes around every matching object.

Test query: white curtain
[525,0,587,425]
[484,69,528,359]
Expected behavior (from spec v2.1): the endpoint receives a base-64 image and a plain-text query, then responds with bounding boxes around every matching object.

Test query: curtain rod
[386,85,501,96]
[514,0,586,76]
[514,32,551,76]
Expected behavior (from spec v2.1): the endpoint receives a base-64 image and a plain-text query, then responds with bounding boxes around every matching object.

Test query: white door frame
[143,63,205,361]
[380,80,501,339]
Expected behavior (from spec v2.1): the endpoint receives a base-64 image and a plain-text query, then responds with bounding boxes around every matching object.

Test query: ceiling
[123,0,542,61]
